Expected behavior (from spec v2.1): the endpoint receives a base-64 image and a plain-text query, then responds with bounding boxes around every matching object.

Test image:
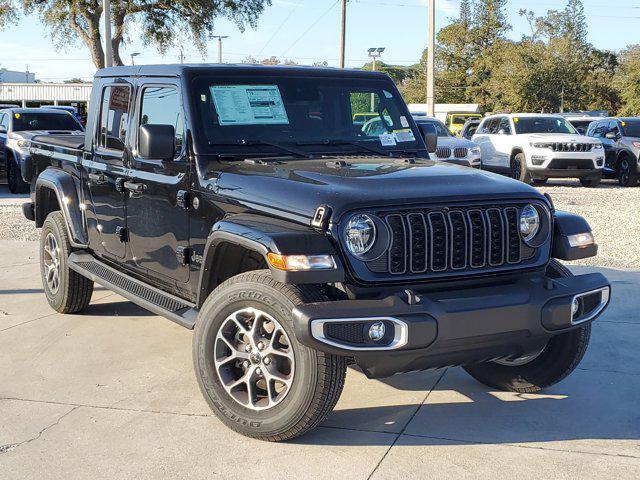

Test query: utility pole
[130,52,140,66]
[368,48,385,110]
[178,47,185,64]
[211,35,228,63]
[426,0,435,116]
[103,0,113,68]
[339,0,347,68]
[560,83,565,113]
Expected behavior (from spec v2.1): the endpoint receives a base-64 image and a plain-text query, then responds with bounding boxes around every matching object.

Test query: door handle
[124,181,146,193]
[87,172,107,185]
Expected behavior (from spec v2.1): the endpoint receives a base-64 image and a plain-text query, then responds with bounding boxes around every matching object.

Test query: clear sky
[0,0,637,82]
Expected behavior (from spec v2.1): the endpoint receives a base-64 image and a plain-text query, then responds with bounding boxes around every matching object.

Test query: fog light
[571,297,581,318]
[368,322,386,341]
[531,156,547,166]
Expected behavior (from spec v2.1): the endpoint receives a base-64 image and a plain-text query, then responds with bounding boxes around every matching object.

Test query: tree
[3,0,271,69]
[0,0,16,28]
[614,46,640,115]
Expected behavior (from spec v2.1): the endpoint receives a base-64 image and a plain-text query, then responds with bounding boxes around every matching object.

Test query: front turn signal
[267,253,336,271]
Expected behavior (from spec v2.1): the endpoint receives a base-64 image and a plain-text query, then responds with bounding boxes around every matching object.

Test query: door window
[0,114,8,131]
[98,85,131,152]
[498,117,512,134]
[138,86,185,158]
[606,121,620,137]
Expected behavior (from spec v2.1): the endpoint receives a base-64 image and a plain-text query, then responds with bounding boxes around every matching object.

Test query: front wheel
[463,260,590,393]
[510,153,533,184]
[580,175,602,188]
[617,156,639,187]
[7,157,29,194]
[193,270,347,441]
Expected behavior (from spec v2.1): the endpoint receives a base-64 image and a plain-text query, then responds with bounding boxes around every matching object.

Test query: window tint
[0,114,7,130]
[415,120,450,137]
[621,120,640,137]
[139,86,185,157]
[98,85,131,152]
[486,118,500,134]
[12,112,82,132]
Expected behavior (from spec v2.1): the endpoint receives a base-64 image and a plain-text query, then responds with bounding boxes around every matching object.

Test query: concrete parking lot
[1,181,639,479]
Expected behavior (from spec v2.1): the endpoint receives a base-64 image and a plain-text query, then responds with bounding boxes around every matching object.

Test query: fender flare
[35,169,88,247]
[197,214,345,306]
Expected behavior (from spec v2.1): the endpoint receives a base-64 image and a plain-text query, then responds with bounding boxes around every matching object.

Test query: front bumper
[528,150,604,178]
[293,272,610,378]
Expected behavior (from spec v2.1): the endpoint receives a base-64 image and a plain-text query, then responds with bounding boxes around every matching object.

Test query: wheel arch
[196,214,345,307]
[35,169,87,247]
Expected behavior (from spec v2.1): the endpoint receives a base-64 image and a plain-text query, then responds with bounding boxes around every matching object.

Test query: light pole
[426,0,435,116]
[103,0,113,67]
[339,0,347,68]
[368,47,385,111]
[130,52,140,66]
[211,35,229,63]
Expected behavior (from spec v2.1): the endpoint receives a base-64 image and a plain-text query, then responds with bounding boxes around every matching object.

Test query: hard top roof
[96,63,391,80]
[0,107,73,114]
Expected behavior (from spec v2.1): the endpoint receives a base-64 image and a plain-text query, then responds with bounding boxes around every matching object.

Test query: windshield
[415,119,450,137]
[191,75,422,157]
[621,120,640,138]
[568,120,593,135]
[12,112,82,132]
[451,114,480,125]
[514,116,577,135]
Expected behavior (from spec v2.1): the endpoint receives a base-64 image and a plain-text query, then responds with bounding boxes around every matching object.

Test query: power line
[258,3,300,56]
[280,0,340,57]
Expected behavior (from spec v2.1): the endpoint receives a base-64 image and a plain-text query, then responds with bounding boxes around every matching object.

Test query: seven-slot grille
[551,142,593,152]
[435,147,452,159]
[379,206,524,275]
[454,147,468,158]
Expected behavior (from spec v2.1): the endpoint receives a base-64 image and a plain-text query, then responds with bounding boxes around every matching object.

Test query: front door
[84,83,132,259]
[125,82,190,284]
[0,113,8,172]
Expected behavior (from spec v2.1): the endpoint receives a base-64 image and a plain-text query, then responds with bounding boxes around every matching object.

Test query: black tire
[6,156,29,194]
[510,153,533,184]
[617,155,639,187]
[463,260,590,393]
[40,211,94,313]
[532,178,548,186]
[580,175,602,188]
[193,270,347,441]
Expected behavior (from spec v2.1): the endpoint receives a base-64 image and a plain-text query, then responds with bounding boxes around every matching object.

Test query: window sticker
[400,116,409,128]
[393,129,416,143]
[379,133,397,146]
[513,117,519,123]
[621,121,626,127]
[14,113,20,119]
[210,85,289,125]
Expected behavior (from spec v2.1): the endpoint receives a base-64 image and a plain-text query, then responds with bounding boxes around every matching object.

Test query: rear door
[0,114,7,168]
[125,81,191,284]
[492,116,514,169]
[84,83,132,259]
[602,121,620,170]
[475,118,499,168]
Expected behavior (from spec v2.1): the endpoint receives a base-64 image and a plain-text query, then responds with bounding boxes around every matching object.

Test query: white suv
[472,113,605,187]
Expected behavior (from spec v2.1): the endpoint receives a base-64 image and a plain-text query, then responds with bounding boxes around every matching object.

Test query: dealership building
[0,81,92,112]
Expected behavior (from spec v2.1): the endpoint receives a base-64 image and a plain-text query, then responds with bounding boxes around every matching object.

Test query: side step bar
[68,252,198,329]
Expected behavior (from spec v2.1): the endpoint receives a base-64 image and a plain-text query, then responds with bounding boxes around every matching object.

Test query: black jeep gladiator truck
[23,65,610,441]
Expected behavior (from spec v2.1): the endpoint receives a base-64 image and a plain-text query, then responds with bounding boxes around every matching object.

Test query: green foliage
[0,0,17,28]
[615,46,640,116]
[7,0,271,69]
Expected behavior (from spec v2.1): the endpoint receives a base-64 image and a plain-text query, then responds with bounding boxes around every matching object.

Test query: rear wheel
[193,270,347,441]
[510,153,533,184]
[40,211,94,313]
[463,260,590,393]
[580,175,602,188]
[617,156,639,187]
[6,156,29,194]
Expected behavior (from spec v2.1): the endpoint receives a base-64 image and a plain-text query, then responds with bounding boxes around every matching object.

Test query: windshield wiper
[209,139,311,159]
[296,139,394,157]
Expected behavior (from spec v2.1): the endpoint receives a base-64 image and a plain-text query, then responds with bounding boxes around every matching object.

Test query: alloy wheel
[214,307,295,411]
[43,233,61,294]
[619,159,630,186]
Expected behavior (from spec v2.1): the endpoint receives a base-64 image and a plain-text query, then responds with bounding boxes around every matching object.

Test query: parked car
[446,112,483,136]
[0,108,84,193]
[40,105,84,125]
[472,113,605,187]
[560,111,608,135]
[460,118,481,140]
[413,116,481,168]
[586,117,640,187]
[24,65,609,442]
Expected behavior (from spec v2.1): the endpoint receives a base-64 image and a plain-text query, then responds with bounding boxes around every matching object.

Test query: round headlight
[520,204,540,243]
[345,214,377,256]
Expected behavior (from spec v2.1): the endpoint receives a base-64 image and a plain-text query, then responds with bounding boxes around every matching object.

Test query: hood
[212,157,546,223]
[9,130,82,140]
[435,137,478,149]
[524,133,598,143]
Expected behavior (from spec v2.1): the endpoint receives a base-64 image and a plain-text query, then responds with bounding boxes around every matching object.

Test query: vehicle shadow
[295,366,640,447]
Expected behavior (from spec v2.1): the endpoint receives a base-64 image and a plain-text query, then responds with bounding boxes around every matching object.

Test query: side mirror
[418,123,438,153]
[138,124,175,161]
[605,132,617,140]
